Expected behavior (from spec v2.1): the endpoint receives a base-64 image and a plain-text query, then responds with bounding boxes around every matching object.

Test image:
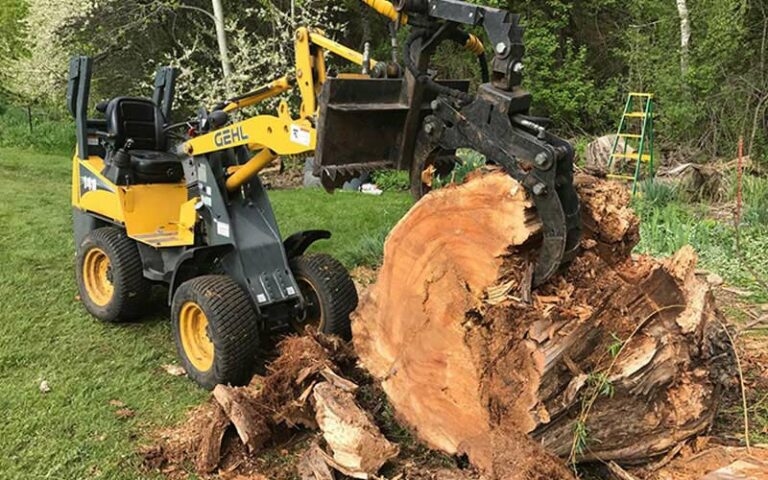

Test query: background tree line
[0,0,766,164]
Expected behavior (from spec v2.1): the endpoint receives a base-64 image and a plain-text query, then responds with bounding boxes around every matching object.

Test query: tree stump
[352,170,732,479]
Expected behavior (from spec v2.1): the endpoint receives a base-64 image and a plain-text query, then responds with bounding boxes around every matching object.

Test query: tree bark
[676,0,691,76]
[352,170,732,479]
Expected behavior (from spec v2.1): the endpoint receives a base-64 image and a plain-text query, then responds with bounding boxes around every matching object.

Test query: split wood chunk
[195,403,231,473]
[313,381,399,479]
[213,385,270,453]
[352,170,733,478]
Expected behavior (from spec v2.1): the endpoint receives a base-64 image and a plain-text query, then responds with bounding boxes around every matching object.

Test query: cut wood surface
[352,169,733,479]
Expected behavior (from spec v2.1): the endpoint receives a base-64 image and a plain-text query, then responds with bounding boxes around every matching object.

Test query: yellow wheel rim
[179,302,214,372]
[82,247,114,307]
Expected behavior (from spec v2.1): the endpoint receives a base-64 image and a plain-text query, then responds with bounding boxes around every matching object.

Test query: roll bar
[67,56,92,160]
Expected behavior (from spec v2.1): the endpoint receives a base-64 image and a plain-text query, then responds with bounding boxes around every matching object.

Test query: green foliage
[432,149,487,189]
[338,226,390,268]
[371,170,410,192]
[633,183,768,300]
[572,421,590,456]
[743,175,768,226]
[0,105,73,154]
[4,0,767,165]
[607,333,623,358]
[587,371,615,398]
[0,0,27,98]
[638,179,677,208]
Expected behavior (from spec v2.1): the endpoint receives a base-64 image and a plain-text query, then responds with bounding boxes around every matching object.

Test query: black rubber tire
[290,254,358,340]
[75,226,151,322]
[171,275,261,390]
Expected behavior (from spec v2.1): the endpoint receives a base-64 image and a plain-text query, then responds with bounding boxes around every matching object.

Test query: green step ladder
[607,92,655,195]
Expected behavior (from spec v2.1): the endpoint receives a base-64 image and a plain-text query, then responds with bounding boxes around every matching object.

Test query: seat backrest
[105,97,166,151]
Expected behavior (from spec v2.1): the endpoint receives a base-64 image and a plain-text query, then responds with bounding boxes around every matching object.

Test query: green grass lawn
[0,147,411,480]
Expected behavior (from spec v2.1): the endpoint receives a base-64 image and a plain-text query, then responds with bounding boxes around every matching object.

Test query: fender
[283,230,331,259]
[167,244,234,304]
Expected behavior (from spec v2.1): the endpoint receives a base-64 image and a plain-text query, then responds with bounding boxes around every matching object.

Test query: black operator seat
[103,97,183,183]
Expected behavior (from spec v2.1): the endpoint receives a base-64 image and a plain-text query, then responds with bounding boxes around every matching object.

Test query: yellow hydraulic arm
[183,0,486,192]
[182,28,384,191]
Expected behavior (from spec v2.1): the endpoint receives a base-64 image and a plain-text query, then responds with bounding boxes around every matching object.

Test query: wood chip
[195,403,231,473]
[161,364,186,376]
[297,442,336,480]
[320,368,359,393]
[114,408,135,418]
[607,461,641,480]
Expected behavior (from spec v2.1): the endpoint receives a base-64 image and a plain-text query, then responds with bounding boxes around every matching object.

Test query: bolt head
[430,100,441,111]
[532,183,547,196]
[534,152,550,168]
[424,123,435,135]
[496,42,507,54]
[513,62,524,73]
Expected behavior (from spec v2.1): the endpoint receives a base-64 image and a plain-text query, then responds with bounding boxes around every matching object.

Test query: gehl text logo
[214,126,250,148]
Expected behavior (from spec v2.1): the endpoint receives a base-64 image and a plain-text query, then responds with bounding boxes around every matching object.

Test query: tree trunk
[352,170,732,479]
[676,0,691,76]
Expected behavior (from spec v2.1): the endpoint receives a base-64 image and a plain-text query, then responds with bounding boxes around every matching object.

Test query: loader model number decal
[82,176,99,192]
[78,164,115,195]
[214,126,250,148]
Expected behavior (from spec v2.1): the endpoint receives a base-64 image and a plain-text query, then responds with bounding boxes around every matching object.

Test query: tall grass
[633,177,768,300]
[742,175,768,226]
[0,104,73,155]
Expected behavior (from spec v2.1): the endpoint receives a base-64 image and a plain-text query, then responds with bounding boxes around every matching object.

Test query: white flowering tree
[7,0,349,115]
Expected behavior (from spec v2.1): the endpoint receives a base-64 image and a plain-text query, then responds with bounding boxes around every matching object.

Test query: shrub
[371,170,410,192]
[0,105,73,155]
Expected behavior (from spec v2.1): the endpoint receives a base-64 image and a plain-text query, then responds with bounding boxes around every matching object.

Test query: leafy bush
[432,149,487,189]
[743,176,768,227]
[0,105,73,155]
[634,196,768,300]
[371,170,410,192]
[637,179,678,208]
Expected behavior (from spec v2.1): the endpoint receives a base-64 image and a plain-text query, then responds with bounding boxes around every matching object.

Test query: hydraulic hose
[448,30,489,84]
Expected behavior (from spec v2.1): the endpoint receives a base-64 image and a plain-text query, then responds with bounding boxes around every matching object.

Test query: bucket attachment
[314,77,469,190]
